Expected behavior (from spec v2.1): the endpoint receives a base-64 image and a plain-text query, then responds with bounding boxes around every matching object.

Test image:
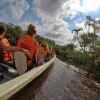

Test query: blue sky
[0,0,100,45]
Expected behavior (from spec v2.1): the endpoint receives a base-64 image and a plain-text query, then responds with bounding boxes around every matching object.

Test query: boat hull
[0,56,56,100]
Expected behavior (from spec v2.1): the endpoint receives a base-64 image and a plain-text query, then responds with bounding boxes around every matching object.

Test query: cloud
[82,0,100,12]
[60,0,82,19]
[32,0,67,21]
[75,22,85,29]
[17,21,32,30]
[32,0,84,20]
[0,0,83,46]
[38,19,73,45]
[31,0,76,45]
[0,0,29,20]
[17,20,39,31]
[1,0,99,46]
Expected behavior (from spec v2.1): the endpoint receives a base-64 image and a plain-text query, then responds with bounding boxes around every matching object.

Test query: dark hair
[40,42,48,50]
[0,25,7,34]
[27,24,37,36]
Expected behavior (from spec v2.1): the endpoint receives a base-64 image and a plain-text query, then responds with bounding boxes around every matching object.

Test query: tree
[65,43,76,51]
[85,16,100,53]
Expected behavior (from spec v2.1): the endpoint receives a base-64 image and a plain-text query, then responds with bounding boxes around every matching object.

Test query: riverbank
[56,55,100,84]
[65,60,100,84]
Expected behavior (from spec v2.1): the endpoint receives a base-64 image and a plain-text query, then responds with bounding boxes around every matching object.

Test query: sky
[0,0,100,45]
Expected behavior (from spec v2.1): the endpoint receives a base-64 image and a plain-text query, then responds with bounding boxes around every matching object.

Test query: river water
[10,58,100,100]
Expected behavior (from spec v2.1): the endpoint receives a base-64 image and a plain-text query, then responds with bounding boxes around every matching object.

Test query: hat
[0,25,6,38]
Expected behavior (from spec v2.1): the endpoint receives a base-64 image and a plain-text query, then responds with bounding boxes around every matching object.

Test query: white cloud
[17,20,39,31]
[60,0,82,19]
[33,0,67,21]
[82,0,100,12]
[0,0,29,20]
[75,22,85,29]
[17,21,32,30]
[31,0,75,45]
[38,19,73,45]
[60,0,100,19]
[32,0,82,20]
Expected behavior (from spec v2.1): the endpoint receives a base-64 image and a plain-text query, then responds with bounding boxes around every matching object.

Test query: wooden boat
[0,55,55,100]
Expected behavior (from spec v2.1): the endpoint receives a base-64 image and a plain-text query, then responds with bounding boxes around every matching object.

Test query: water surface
[10,58,100,100]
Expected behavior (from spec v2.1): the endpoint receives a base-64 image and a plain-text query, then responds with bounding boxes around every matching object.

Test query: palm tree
[72,28,84,51]
[85,16,95,34]
[85,16,100,52]
[72,28,83,42]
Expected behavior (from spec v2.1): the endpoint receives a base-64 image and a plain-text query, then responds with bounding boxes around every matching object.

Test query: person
[17,24,39,69]
[0,25,30,63]
[0,25,30,81]
[46,47,53,60]
[48,47,55,57]
[36,42,49,66]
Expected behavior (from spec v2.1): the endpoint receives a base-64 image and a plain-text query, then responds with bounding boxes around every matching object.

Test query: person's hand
[22,48,30,57]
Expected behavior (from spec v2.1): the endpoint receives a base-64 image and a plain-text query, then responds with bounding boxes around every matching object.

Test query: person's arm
[0,38,30,56]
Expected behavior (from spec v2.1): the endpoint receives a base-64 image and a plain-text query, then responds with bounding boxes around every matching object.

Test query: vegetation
[55,16,100,82]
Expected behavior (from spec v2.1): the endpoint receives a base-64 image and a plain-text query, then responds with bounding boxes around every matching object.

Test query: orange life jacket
[0,38,13,62]
[37,46,48,57]
[17,35,39,66]
[36,46,48,66]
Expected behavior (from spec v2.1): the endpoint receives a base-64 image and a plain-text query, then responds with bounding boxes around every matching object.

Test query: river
[10,58,100,100]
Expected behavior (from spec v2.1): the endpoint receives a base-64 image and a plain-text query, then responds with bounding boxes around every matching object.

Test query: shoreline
[64,61,100,86]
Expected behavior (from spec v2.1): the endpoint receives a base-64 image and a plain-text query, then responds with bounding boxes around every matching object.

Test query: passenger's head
[27,24,37,37]
[0,25,7,38]
[49,47,52,50]
[40,42,48,48]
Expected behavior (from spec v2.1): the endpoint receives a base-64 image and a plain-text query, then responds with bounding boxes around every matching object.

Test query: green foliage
[0,22,24,45]
[71,16,100,76]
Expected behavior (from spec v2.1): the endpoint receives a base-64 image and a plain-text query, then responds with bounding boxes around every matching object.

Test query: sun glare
[83,0,100,11]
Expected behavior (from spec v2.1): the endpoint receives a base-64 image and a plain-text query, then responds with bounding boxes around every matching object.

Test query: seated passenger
[48,47,55,58]
[0,25,30,68]
[17,24,39,69]
[36,42,49,66]
[0,25,30,80]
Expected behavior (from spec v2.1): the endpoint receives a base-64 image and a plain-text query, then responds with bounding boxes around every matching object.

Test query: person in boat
[17,24,39,69]
[46,47,53,60]
[0,25,30,64]
[45,46,55,61]
[0,25,30,81]
[49,47,55,57]
[36,42,49,66]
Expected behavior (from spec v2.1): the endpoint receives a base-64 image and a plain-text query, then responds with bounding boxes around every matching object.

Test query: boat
[0,55,56,100]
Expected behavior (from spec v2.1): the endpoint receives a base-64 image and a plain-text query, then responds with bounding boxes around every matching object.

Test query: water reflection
[9,63,54,100]
[10,58,100,100]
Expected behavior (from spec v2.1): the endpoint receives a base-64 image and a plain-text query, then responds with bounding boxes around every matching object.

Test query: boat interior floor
[0,63,19,84]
